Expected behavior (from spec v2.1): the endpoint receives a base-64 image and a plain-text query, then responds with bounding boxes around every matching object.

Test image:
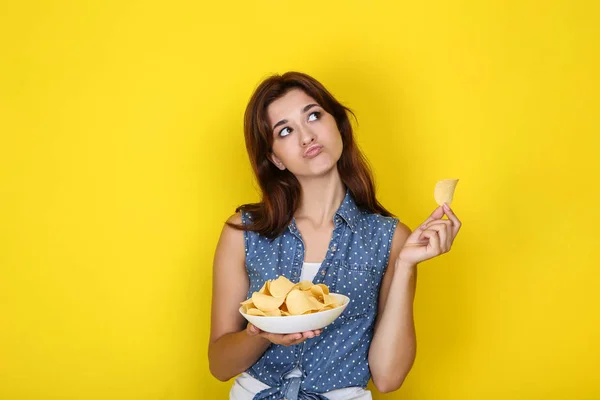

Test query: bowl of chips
[239,276,349,334]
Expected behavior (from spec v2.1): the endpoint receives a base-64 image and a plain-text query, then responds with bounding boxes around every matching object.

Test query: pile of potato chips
[240,276,342,316]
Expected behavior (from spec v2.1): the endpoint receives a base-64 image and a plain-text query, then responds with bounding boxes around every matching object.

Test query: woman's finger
[420,229,441,253]
[424,222,452,251]
[423,225,447,253]
[425,220,452,229]
[247,321,323,345]
[286,334,308,346]
[246,323,260,336]
[283,333,304,342]
[252,326,321,346]
[272,332,307,346]
[443,203,462,236]
[417,206,445,231]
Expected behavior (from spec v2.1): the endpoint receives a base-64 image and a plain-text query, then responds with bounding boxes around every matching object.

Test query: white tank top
[229,262,372,399]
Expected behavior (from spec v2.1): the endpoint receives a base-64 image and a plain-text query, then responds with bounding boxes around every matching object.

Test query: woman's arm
[368,222,417,393]
[208,213,323,381]
[208,213,272,381]
[369,204,461,392]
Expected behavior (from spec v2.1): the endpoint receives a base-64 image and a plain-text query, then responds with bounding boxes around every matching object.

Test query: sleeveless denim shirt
[240,189,399,400]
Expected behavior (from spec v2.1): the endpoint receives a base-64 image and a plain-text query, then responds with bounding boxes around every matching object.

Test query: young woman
[209,71,461,400]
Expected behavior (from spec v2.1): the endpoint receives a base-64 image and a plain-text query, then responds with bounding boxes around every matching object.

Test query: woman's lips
[304,145,323,158]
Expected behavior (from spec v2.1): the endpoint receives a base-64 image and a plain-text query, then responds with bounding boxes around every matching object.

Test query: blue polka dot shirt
[241,189,398,399]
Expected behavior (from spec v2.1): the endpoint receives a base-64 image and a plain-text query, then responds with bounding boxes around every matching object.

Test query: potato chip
[316,284,329,295]
[269,276,295,298]
[241,298,254,306]
[434,179,459,206]
[293,280,313,291]
[310,285,327,301]
[285,289,316,315]
[247,308,266,316]
[264,308,282,316]
[323,294,338,306]
[240,275,342,317]
[240,298,255,313]
[252,292,285,312]
[258,281,271,295]
[307,296,325,310]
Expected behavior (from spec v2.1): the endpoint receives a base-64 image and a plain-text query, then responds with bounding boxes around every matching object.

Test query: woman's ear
[268,152,286,171]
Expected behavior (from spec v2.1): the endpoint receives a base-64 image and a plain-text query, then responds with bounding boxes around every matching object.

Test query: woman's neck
[295,172,346,228]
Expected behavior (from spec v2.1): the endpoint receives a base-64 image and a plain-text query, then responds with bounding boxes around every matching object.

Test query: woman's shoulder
[234,203,261,227]
[358,210,399,227]
[356,210,412,240]
[214,212,247,265]
[227,206,274,243]
[226,211,243,225]
[220,212,245,243]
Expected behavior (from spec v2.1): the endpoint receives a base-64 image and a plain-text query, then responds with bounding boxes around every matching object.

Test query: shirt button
[320,270,326,276]
[293,271,298,276]
[330,245,336,251]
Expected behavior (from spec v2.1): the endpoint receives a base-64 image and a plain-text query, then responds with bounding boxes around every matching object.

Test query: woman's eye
[279,127,291,137]
[278,112,320,137]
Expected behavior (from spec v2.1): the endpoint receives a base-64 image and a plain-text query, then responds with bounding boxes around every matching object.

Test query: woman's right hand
[246,323,322,346]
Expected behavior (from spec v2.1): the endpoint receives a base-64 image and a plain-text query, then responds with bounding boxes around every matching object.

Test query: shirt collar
[288,188,360,234]
[335,188,360,233]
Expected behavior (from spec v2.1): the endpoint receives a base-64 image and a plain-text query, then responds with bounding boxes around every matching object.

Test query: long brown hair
[228,71,393,239]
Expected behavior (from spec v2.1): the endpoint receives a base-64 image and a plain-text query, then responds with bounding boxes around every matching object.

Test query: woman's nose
[300,130,316,147]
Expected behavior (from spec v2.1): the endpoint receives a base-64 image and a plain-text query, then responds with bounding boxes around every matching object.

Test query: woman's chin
[302,164,339,179]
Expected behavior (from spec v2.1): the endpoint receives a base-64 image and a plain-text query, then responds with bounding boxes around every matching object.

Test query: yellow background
[1,1,599,399]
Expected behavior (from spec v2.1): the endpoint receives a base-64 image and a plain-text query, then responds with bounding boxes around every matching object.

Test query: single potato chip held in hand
[434,178,459,206]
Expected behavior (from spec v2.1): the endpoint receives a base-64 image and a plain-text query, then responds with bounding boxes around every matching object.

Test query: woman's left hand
[397,203,462,266]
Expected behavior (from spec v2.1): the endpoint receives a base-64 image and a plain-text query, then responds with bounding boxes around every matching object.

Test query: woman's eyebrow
[272,103,320,131]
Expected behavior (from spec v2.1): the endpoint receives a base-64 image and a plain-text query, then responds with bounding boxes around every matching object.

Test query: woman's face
[266,88,343,178]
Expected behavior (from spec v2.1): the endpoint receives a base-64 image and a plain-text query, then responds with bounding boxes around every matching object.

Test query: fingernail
[443,203,450,210]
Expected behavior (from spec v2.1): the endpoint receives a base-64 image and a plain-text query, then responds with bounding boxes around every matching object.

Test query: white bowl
[239,293,350,334]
